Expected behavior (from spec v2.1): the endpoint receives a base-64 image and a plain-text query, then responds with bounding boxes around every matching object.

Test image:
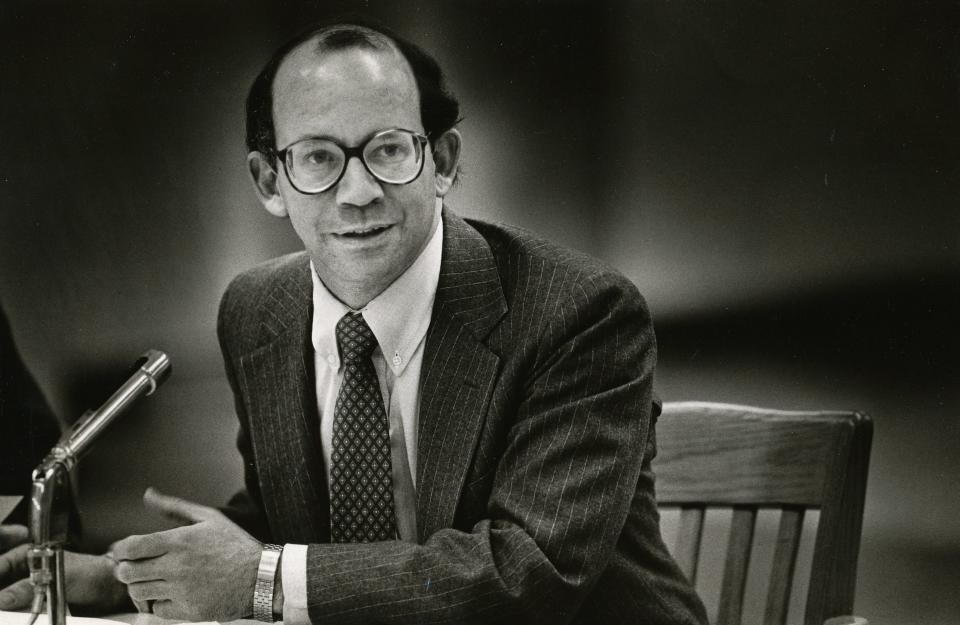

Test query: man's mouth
[336,225,392,238]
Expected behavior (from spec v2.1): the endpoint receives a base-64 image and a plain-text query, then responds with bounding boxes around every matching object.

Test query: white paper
[0,496,23,523]
[0,612,126,625]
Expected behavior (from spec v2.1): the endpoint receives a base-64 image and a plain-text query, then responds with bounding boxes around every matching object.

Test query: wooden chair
[654,402,872,625]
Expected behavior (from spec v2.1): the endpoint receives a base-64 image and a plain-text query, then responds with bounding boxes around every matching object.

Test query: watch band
[253,543,283,622]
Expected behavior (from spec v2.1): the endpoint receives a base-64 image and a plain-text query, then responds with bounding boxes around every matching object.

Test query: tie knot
[336,312,378,362]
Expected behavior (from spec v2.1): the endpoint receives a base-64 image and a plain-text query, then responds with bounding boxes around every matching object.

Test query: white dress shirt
[281,199,443,624]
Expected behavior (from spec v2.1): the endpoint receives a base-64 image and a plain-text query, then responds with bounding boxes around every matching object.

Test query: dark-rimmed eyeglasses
[271,128,429,195]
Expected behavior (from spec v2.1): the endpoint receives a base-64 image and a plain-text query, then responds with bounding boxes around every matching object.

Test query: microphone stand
[27,456,70,625]
[27,350,171,625]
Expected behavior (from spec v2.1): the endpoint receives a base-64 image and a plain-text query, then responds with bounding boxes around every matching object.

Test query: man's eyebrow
[289,132,341,143]
[282,127,411,150]
[278,132,343,150]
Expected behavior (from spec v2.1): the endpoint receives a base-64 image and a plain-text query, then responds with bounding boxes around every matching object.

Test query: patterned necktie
[330,311,397,542]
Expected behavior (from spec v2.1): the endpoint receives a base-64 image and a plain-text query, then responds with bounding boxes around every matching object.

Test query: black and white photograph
[1,2,957,624]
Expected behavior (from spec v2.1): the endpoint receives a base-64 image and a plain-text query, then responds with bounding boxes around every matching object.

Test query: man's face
[266,43,440,305]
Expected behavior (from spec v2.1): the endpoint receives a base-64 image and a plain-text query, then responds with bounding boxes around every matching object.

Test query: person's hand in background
[0,524,128,614]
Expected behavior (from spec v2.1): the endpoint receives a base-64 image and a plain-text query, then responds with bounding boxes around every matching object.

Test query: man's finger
[111,532,172,562]
[0,525,29,551]
[132,598,153,615]
[114,556,166,584]
[151,599,182,621]
[0,578,34,610]
[127,580,169,602]
[0,543,29,583]
[142,487,218,525]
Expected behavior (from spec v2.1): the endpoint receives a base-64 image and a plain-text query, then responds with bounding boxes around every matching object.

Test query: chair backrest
[655,402,872,625]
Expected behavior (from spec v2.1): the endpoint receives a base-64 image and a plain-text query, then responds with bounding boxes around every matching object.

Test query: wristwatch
[253,543,283,622]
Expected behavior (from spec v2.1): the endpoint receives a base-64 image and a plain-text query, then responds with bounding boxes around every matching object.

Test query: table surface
[0,611,261,625]
[108,614,261,625]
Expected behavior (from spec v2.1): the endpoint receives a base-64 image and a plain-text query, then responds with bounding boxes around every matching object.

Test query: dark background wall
[1,1,956,623]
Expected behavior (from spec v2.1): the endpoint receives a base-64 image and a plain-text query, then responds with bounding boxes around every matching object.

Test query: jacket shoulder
[217,251,310,353]
[223,251,310,299]
[464,217,646,310]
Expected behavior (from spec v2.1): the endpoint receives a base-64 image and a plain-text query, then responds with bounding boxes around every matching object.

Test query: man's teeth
[343,226,387,235]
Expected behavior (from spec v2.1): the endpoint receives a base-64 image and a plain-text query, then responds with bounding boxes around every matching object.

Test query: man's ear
[431,129,462,197]
[247,151,288,218]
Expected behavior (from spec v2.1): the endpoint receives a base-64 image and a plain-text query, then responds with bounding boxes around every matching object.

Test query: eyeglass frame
[268,127,430,195]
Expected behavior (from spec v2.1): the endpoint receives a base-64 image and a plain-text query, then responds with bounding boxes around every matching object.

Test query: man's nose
[335,156,384,207]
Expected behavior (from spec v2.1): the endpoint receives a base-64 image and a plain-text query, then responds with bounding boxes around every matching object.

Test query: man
[3,22,707,624]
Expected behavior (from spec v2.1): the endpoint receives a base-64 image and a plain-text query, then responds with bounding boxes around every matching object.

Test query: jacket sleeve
[300,270,657,624]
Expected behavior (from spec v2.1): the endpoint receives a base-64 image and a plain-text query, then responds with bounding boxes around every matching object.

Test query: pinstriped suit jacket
[218,209,707,625]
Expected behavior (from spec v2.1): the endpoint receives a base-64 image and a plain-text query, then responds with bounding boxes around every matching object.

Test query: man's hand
[0,525,127,613]
[111,488,262,622]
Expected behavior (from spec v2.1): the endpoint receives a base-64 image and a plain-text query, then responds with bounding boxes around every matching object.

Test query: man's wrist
[253,544,282,622]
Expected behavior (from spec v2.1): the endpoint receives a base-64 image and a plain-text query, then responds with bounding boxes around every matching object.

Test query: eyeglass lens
[285,129,424,193]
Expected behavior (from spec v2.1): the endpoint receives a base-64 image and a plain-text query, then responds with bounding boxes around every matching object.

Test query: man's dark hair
[245,20,460,157]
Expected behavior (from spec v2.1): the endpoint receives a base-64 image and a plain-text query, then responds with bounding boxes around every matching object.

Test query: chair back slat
[656,402,873,625]
[674,506,705,583]
[764,507,805,625]
[716,506,756,625]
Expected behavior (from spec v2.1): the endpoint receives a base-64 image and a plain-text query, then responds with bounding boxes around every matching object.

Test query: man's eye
[304,150,335,165]
[371,142,409,160]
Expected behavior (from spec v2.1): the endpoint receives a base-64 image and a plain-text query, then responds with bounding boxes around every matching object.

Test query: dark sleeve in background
[0,303,62,525]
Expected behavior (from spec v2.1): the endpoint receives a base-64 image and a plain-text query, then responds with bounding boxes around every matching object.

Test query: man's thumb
[142,487,215,525]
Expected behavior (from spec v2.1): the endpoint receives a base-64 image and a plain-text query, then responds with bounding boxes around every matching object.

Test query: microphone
[52,349,172,468]
[28,349,171,625]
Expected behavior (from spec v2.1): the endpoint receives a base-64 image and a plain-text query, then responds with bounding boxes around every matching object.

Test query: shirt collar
[311,198,443,376]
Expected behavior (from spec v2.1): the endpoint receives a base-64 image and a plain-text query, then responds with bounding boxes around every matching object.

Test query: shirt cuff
[281,543,309,625]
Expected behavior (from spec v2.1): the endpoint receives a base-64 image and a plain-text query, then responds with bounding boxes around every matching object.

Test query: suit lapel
[237,257,331,543]
[416,210,507,541]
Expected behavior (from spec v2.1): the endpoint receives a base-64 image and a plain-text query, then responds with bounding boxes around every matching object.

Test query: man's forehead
[270,42,421,145]
[274,41,416,103]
